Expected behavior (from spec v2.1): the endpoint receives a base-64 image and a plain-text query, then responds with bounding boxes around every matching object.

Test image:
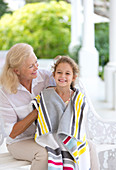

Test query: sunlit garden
[0,0,109,79]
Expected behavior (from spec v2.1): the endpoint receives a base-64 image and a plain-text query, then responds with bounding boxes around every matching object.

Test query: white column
[104,0,116,107]
[79,0,99,77]
[69,0,83,53]
[4,0,25,10]
[114,71,116,110]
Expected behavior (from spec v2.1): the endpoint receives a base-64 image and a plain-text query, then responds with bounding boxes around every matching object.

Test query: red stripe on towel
[63,136,71,144]
[63,167,73,170]
[48,160,63,166]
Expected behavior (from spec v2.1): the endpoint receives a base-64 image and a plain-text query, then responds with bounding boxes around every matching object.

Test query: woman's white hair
[0,43,34,94]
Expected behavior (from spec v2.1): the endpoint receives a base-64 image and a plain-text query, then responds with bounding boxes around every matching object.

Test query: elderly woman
[0,43,55,170]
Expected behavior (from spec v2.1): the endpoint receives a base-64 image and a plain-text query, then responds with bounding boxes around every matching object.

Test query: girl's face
[54,62,75,89]
[15,54,38,82]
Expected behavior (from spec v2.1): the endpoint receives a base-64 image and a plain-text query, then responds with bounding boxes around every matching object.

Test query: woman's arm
[9,109,38,139]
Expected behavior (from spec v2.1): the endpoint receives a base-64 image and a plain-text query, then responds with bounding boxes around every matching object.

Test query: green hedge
[0,1,71,59]
[95,22,109,79]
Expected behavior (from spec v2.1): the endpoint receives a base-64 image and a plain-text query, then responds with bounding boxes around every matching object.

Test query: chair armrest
[86,108,116,145]
[77,79,116,144]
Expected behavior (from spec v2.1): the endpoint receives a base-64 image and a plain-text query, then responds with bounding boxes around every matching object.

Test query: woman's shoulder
[0,87,10,105]
[0,86,7,96]
[38,69,52,77]
[37,69,55,87]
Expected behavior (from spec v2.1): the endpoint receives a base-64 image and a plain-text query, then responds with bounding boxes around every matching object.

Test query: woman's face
[16,54,38,82]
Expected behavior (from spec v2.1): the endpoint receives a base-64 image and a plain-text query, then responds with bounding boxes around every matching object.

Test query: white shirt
[0,69,56,144]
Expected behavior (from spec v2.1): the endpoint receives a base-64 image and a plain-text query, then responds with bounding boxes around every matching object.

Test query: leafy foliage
[25,0,70,3]
[26,0,50,3]
[95,22,109,79]
[0,1,71,59]
[0,1,109,79]
[0,0,11,18]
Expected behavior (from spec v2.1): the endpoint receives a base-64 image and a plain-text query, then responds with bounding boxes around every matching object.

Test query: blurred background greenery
[0,0,12,17]
[0,0,109,79]
[0,1,71,58]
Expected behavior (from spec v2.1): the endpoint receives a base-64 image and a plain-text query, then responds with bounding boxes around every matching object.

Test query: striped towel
[32,88,91,170]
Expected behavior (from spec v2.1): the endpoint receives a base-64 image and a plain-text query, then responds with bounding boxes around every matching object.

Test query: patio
[0,54,116,170]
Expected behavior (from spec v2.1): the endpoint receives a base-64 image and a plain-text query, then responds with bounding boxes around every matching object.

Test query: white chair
[0,80,116,170]
[77,80,116,170]
[0,115,30,170]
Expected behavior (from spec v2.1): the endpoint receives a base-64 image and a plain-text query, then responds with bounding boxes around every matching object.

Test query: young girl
[32,56,91,170]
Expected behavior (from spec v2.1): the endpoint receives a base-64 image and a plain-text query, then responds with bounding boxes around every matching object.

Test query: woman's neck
[20,79,32,93]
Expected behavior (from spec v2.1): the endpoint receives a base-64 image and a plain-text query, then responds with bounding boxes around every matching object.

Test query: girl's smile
[54,62,75,88]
